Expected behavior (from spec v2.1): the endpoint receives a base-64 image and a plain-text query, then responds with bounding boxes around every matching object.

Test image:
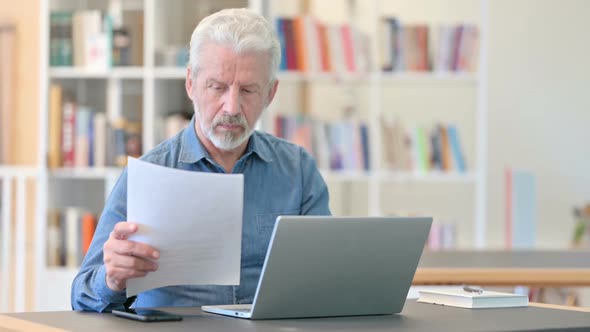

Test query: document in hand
[417,288,529,309]
[126,157,244,297]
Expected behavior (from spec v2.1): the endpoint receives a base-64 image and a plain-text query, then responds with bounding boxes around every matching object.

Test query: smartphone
[112,308,183,322]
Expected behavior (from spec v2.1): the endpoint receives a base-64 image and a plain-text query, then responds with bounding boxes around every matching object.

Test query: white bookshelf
[379,71,478,83]
[153,67,187,80]
[31,0,488,311]
[377,171,478,184]
[267,0,487,246]
[0,166,39,312]
[320,170,478,184]
[278,71,371,83]
[49,167,123,179]
[49,67,145,79]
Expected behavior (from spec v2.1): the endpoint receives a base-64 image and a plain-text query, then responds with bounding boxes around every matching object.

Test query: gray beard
[194,103,254,151]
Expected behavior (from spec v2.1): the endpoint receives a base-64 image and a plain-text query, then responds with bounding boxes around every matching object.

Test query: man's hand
[103,222,160,292]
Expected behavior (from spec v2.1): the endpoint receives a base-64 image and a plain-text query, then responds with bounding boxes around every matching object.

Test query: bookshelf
[32,0,488,311]
[266,0,487,248]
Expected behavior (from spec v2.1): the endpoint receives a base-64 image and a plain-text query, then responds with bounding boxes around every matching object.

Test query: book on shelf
[160,111,192,142]
[49,12,73,66]
[505,169,536,249]
[121,10,144,66]
[379,17,479,73]
[111,27,130,66]
[381,115,412,171]
[387,212,457,250]
[426,221,456,250]
[274,114,370,172]
[72,10,111,69]
[418,288,529,309]
[48,84,143,169]
[110,8,144,67]
[275,16,370,74]
[381,116,467,173]
[47,208,97,268]
[50,9,144,68]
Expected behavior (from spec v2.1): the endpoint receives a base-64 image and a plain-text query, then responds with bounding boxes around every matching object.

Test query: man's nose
[224,88,241,116]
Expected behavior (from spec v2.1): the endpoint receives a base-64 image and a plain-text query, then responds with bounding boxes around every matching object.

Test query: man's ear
[185,67,194,100]
[266,79,279,107]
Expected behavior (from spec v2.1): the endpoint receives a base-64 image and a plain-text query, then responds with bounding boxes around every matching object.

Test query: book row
[274,114,467,173]
[47,208,97,268]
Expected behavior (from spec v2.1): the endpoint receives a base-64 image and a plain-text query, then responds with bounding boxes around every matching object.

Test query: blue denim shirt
[71,116,331,312]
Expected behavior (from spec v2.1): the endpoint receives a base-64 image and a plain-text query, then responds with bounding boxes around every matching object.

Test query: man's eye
[242,89,253,94]
[213,86,224,91]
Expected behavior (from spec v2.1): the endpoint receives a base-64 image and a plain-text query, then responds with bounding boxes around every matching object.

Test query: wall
[487,0,590,248]
[0,0,41,312]
[0,0,41,165]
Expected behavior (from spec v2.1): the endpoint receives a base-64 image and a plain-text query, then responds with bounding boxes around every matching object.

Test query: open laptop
[202,216,432,319]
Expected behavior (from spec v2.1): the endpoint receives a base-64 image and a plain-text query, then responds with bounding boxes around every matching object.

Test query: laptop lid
[248,216,432,319]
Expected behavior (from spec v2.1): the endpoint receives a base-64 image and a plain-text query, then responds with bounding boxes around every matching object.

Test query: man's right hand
[103,222,160,292]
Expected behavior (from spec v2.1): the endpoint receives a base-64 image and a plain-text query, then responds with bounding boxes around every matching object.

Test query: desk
[414,250,590,286]
[2,301,590,332]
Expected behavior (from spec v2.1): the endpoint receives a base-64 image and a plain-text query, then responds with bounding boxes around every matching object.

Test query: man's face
[186,43,278,151]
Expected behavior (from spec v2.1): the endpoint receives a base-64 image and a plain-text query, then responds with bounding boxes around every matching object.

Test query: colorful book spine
[61,101,76,167]
[276,18,288,71]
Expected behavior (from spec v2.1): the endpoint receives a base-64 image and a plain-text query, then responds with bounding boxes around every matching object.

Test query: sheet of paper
[126,157,243,297]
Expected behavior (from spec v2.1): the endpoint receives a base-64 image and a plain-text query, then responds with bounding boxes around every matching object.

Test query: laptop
[202,216,432,319]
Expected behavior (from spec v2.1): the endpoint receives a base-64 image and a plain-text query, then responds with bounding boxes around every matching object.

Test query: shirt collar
[178,115,273,164]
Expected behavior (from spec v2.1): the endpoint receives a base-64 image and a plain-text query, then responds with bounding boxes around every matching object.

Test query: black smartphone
[112,308,183,322]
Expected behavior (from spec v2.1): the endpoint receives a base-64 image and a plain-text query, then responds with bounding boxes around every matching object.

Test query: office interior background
[0,0,589,313]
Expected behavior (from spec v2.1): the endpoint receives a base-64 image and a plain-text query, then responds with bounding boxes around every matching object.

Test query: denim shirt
[71,116,331,312]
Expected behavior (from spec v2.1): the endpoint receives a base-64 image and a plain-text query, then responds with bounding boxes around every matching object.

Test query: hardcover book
[418,288,528,309]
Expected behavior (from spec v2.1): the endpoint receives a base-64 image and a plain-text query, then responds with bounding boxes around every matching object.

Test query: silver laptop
[202,216,432,319]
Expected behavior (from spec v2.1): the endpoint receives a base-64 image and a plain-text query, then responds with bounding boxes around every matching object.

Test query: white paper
[126,157,243,297]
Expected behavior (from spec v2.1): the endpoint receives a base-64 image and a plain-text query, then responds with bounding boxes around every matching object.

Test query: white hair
[188,8,280,83]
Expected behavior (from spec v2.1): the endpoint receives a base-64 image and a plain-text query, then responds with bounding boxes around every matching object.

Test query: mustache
[213,114,248,128]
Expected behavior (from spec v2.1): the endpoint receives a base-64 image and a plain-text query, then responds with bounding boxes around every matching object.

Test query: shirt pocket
[256,209,300,234]
[255,210,300,264]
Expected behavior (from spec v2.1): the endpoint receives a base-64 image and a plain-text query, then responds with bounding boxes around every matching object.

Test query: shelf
[0,166,39,177]
[320,170,477,183]
[49,167,124,179]
[154,67,187,79]
[277,71,371,83]
[275,71,476,83]
[153,69,371,82]
[45,266,79,275]
[45,68,477,82]
[49,67,144,79]
[379,71,477,83]
[320,170,372,182]
[378,171,477,183]
[39,267,79,311]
